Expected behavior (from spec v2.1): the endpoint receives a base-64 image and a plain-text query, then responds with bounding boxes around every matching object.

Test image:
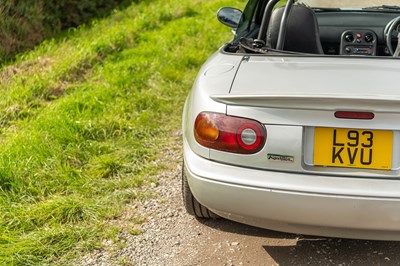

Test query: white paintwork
[184,140,400,240]
[182,5,400,239]
[231,56,400,99]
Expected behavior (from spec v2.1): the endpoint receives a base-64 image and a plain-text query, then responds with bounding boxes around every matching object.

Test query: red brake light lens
[335,111,375,120]
[194,112,266,154]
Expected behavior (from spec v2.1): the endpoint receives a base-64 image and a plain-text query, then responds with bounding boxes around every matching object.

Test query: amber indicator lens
[194,114,219,141]
[334,111,374,120]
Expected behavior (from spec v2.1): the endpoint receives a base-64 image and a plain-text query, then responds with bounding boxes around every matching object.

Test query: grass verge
[0,0,245,264]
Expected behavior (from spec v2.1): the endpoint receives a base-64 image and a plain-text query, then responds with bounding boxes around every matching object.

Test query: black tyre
[182,161,219,219]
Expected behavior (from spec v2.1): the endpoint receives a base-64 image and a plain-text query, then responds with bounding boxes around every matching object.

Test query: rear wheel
[182,161,219,219]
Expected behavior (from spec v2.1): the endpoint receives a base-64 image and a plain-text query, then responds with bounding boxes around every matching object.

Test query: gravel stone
[76,138,202,266]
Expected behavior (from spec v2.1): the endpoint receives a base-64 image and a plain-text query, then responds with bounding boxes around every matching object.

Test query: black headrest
[267,5,324,54]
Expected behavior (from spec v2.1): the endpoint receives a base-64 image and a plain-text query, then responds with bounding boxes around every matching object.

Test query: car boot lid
[212,56,400,112]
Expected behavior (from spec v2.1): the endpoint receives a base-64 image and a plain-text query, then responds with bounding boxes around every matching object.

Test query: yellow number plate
[314,128,393,170]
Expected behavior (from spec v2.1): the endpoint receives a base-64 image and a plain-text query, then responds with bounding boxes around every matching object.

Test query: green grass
[0,0,245,264]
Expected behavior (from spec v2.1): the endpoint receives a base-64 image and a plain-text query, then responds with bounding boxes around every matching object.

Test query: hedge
[0,0,131,62]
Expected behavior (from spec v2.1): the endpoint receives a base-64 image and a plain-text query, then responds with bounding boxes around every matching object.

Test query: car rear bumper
[184,141,400,241]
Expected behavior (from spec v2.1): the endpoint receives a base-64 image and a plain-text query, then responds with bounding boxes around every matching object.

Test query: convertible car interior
[317,10,398,56]
[223,0,400,57]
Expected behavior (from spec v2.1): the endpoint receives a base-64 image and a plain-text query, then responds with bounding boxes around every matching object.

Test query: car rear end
[183,54,400,240]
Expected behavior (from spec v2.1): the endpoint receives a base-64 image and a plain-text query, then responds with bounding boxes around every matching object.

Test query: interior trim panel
[315,12,400,55]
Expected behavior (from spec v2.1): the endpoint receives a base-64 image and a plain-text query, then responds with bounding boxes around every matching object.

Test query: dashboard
[315,11,400,55]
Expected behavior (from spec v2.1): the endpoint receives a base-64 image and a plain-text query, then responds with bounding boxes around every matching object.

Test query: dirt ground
[173,218,400,265]
[78,135,400,266]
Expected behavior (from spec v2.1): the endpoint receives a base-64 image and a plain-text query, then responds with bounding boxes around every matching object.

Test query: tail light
[334,111,375,120]
[194,112,266,154]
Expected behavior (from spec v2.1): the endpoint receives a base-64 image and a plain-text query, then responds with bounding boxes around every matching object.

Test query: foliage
[43,0,133,29]
[0,0,245,264]
[0,0,131,62]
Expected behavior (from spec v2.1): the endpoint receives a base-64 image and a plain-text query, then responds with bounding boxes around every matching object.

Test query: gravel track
[77,134,400,266]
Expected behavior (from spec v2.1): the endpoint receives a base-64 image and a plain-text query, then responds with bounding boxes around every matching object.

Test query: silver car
[182,0,400,240]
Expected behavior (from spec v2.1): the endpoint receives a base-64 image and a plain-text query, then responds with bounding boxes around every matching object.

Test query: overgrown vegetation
[0,0,244,264]
[0,0,131,62]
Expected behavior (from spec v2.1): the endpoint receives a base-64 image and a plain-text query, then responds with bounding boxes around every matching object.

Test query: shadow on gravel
[197,218,400,265]
[197,217,297,239]
[264,239,400,265]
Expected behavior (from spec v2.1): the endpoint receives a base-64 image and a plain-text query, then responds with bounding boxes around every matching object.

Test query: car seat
[266,5,324,54]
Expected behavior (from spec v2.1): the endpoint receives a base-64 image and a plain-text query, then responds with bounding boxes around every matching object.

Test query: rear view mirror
[217,7,242,29]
